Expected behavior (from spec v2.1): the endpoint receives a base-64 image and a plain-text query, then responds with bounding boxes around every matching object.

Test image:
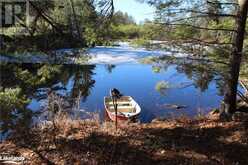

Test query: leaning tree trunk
[222,0,248,115]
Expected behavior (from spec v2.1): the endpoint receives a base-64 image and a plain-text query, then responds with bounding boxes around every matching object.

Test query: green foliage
[0,64,69,135]
[205,19,235,42]
[140,22,166,40]
[108,11,142,40]
[170,24,197,39]
[0,88,29,112]
[111,11,136,25]
[138,0,240,60]
[109,19,169,42]
[85,27,98,46]
[117,24,141,39]
[155,81,170,95]
[131,38,150,47]
[0,63,96,136]
[37,65,62,84]
[0,63,62,92]
[139,56,156,64]
[0,88,31,134]
[240,58,248,79]
[152,66,162,73]
[1,0,112,51]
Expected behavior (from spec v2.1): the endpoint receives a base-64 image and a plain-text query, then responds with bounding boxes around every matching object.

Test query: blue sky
[113,0,155,23]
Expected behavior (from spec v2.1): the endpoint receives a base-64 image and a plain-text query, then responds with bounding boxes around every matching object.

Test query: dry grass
[1,91,247,164]
[0,112,248,165]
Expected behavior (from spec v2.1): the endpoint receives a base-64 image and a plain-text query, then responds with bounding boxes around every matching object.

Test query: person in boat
[110,88,122,99]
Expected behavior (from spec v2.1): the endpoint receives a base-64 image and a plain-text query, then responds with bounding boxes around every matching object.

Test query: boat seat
[105,98,131,102]
[107,103,131,106]
[108,106,136,113]
[107,101,131,105]
[108,105,133,109]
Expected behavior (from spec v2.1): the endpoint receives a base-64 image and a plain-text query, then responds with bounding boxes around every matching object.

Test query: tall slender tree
[141,0,248,115]
[222,0,248,115]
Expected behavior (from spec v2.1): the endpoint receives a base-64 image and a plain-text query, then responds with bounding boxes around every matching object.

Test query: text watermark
[0,0,40,28]
[0,153,25,164]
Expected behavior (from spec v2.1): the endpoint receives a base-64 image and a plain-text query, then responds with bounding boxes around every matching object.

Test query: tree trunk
[222,0,248,115]
[69,0,82,41]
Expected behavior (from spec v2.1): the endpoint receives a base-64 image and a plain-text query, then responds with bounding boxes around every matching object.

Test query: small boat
[104,96,141,121]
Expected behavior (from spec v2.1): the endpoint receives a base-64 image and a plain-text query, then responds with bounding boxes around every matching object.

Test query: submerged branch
[240,80,248,93]
[237,91,248,104]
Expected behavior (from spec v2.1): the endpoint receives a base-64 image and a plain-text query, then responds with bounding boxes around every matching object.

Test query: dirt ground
[0,113,248,165]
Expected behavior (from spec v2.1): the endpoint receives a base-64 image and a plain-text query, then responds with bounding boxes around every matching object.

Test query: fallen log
[158,104,188,110]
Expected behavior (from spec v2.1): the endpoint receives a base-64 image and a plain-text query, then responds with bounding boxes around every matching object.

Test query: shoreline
[0,111,247,164]
[0,42,191,65]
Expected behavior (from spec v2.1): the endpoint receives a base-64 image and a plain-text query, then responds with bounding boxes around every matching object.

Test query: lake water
[28,64,224,122]
[87,44,186,64]
[0,44,227,125]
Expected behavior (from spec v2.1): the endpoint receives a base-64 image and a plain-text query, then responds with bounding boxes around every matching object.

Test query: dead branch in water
[240,80,248,93]
[238,91,248,104]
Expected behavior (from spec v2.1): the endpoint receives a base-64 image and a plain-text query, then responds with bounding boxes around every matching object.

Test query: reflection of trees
[155,81,170,95]
[176,63,215,92]
[215,77,226,96]
[0,63,96,137]
[0,63,63,93]
[70,65,96,107]
[152,66,162,73]
[0,63,96,105]
[105,64,116,73]
[148,56,227,94]
[0,88,33,136]
[0,63,62,137]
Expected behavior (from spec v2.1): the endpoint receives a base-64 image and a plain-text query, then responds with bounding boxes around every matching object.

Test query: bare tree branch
[206,0,239,6]
[159,22,236,32]
[160,8,237,18]
[167,15,234,24]
[167,37,233,45]
[29,1,64,34]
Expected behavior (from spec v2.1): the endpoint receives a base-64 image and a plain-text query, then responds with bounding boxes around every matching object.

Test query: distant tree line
[0,0,114,51]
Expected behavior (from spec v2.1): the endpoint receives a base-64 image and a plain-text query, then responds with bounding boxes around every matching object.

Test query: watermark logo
[0,0,33,28]
[0,153,25,164]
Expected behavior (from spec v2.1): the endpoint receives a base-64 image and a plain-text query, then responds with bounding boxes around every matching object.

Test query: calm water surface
[1,64,224,123]
[0,45,227,131]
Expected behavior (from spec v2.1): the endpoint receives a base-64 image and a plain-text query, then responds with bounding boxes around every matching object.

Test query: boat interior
[105,96,136,113]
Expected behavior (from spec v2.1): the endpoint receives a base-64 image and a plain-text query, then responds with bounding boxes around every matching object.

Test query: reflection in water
[105,64,116,73]
[0,63,96,138]
[146,56,227,94]
[155,81,170,96]
[0,87,33,139]
[0,58,227,138]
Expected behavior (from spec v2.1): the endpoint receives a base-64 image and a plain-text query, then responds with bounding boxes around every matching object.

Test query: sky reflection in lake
[24,64,223,122]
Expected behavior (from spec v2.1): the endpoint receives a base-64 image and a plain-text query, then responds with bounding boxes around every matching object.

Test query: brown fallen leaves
[0,113,248,165]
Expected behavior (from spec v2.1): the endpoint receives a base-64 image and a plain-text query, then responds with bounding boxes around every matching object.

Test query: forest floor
[0,110,248,165]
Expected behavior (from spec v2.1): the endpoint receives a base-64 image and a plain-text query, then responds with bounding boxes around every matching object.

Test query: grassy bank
[0,112,248,165]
